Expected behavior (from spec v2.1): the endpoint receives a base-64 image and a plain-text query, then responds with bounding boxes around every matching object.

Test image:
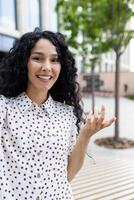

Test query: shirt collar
[16,92,55,117]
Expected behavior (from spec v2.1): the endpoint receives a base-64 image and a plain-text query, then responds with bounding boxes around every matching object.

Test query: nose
[41,61,51,71]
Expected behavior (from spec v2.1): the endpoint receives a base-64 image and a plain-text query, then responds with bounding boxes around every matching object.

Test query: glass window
[49,0,58,31]
[0,34,15,52]
[28,0,41,31]
[0,0,17,29]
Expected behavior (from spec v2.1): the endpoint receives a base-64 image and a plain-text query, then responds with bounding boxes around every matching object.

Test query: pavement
[71,95,134,200]
[82,95,134,161]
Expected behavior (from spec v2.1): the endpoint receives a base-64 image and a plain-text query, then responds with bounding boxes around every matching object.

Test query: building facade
[0,0,58,60]
[0,0,134,96]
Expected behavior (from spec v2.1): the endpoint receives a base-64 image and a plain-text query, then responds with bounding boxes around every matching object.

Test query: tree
[96,0,134,141]
[56,0,134,146]
[56,0,109,112]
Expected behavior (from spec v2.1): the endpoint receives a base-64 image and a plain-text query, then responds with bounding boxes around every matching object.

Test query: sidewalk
[71,156,134,200]
[71,96,134,200]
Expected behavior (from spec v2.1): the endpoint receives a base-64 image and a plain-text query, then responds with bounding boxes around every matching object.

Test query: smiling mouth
[36,75,52,80]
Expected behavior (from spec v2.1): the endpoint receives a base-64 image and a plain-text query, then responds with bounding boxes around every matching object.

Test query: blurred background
[1,0,134,142]
[0,0,134,97]
[1,1,134,198]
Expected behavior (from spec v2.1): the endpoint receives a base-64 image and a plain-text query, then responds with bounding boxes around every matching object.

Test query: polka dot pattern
[0,92,78,200]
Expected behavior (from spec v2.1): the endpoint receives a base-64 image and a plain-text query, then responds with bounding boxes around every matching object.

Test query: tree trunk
[114,52,120,141]
[91,65,95,113]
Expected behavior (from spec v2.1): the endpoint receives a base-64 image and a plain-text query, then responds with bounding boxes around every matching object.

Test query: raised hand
[82,105,116,138]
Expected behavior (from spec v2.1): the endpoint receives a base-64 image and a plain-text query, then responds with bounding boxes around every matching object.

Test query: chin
[37,85,52,92]
[36,80,57,92]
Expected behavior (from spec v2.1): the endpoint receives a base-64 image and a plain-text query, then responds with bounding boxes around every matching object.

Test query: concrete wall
[79,72,134,96]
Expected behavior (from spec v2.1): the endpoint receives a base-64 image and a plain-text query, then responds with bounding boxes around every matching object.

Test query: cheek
[27,61,32,74]
[55,65,61,77]
[27,61,37,75]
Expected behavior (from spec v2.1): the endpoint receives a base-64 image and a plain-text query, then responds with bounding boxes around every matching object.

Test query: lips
[36,75,52,80]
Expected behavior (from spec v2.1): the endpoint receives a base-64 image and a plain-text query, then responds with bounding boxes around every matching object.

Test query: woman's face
[27,38,61,95]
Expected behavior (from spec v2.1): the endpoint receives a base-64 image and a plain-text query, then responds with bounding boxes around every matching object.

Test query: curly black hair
[0,28,83,131]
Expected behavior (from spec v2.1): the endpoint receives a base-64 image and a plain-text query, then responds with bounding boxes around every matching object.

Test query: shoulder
[0,95,6,106]
[53,100,78,129]
[0,95,7,123]
[55,101,73,112]
[54,100,74,115]
[0,95,15,109]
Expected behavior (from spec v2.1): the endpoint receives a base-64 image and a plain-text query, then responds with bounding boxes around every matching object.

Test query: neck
[26,88,48,106]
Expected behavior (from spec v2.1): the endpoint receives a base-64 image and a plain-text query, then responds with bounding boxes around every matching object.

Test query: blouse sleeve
[0,95,6,131]
[68,108,78,156]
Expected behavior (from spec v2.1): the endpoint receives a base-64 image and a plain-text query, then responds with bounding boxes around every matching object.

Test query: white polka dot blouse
[0,92,78,200]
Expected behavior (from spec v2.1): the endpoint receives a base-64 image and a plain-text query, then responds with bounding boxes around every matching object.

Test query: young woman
[0,28,115,200]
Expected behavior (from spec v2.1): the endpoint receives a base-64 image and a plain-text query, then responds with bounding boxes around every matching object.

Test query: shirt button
[36,196,40,200]
[37,173,41,178]
[37,114,43,118]
[37,152,41,156]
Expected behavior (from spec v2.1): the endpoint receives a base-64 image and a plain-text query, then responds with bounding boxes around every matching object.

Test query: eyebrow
[31,52,58,56]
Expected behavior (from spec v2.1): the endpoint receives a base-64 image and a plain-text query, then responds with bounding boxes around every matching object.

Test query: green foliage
[56,0,134,57]
[56,0,106,58]
[97,0,134,55]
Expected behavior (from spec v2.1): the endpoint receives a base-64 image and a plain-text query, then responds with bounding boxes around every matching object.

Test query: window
[0,0,17,29]
[49,0,58,31]
[0,34,15,52]
[28,0,41,31]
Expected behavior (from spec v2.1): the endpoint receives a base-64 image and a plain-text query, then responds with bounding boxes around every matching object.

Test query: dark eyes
[51,58,60,63]
[32,57,41,61]
[32,57,60,63]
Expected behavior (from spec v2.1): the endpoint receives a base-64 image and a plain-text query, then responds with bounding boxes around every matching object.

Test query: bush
[127,94,134,100]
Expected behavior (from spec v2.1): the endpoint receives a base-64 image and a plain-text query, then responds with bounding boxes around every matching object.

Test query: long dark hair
[0,28,83,131]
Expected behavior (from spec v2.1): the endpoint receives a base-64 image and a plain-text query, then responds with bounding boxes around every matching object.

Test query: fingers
[85,105,116,132]
[101,117,116,128]
[86,105,105,123]
[97,105,105,124]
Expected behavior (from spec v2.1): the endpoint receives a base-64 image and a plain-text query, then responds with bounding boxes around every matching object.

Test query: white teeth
[37,75,51,80]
